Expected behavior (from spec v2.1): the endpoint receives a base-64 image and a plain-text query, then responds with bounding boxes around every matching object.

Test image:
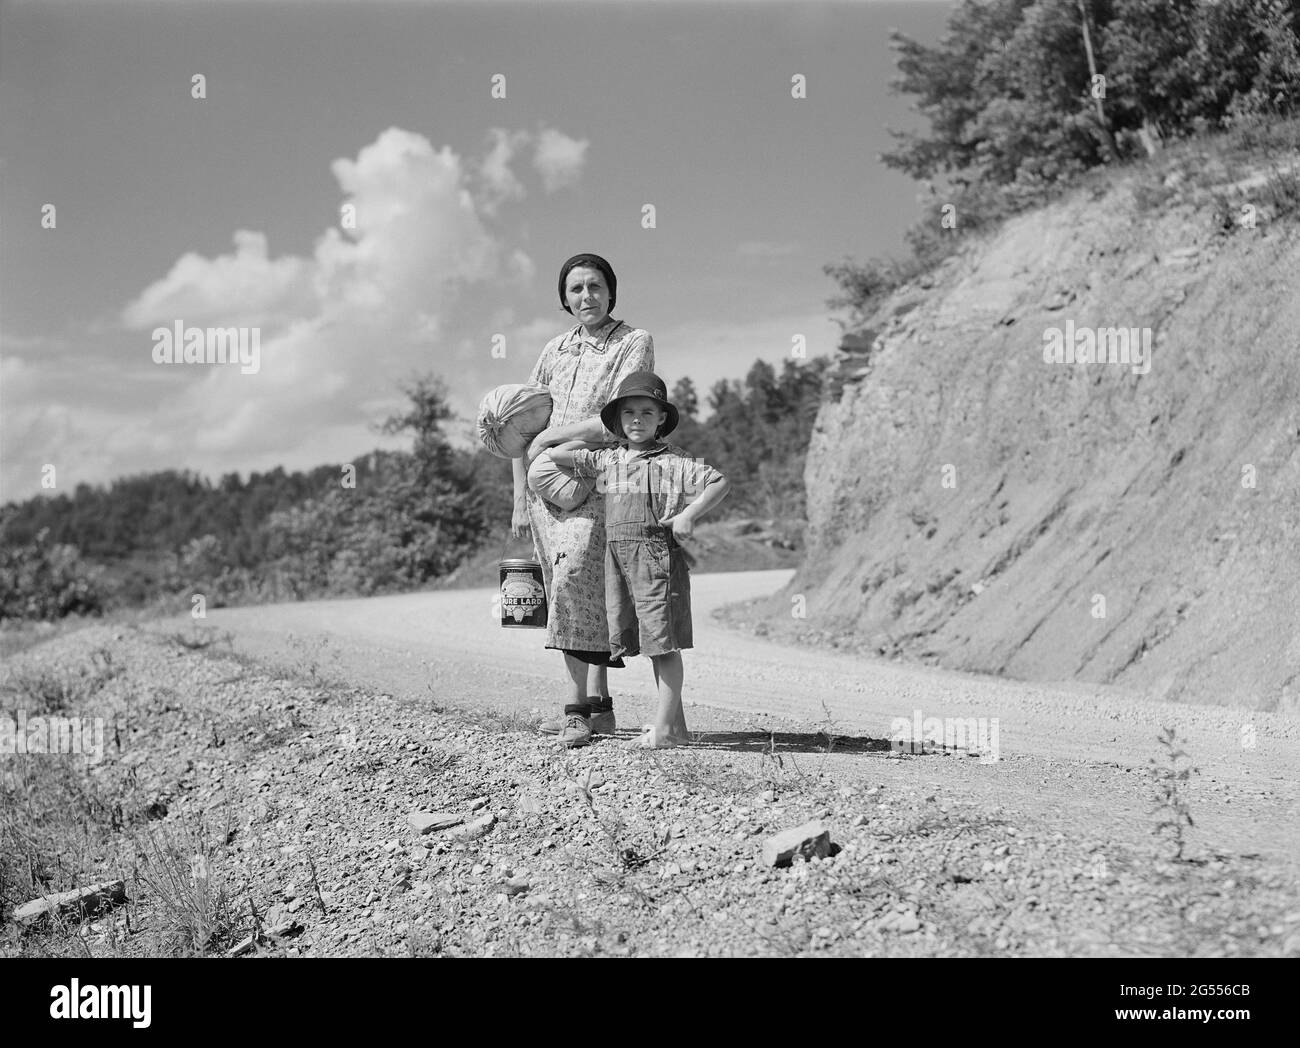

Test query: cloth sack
[477,383,553,459]
[527,450,596,511]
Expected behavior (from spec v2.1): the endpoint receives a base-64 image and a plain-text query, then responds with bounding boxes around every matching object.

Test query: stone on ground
[761,821,832,868]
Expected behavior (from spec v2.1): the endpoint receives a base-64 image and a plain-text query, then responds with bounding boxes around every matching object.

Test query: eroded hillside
[750,153,1300,711]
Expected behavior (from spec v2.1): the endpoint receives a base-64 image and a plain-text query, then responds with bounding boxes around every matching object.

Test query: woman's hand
[525,429,554,467]
[511,496,531,539]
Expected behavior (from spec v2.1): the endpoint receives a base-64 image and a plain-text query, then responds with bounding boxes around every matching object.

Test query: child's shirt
[568,442,724,526]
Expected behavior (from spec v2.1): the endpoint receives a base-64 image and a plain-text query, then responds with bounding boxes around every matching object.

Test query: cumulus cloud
[479,128,529,211]
[5,126,584,502]
[533,128,589,192]
[177,128,518,447]
[315,128,506,321]
[122,230,315,330]
[1,355,141,504]
[475,125,589,203]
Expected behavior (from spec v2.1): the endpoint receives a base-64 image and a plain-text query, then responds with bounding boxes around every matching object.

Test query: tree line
[0,358,830,621]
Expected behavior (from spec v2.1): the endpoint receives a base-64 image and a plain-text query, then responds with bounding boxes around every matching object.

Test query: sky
[0,0,955,505]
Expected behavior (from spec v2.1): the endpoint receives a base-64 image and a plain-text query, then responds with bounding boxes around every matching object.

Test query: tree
[882,0,1039,182]
[375,372,494,580]
[1102,0,1203,145]
[671,376,700,420]
[1199,0,1300,119]
[743,359,781,426]
[1077,0,1120,161]
[378,373,458,476]
[884,0,1300,190]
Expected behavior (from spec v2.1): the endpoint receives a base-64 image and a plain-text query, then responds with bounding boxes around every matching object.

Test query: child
[549,371,730,749]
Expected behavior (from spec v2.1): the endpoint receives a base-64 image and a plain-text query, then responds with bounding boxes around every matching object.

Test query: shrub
[823,257,917,331]
[0,528,106,622]
[1260,165,1300,218]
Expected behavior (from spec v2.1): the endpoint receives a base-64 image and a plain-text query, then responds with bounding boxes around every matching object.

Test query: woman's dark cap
[557,253,617,315]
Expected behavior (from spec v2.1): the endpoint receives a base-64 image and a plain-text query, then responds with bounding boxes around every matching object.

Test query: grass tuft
[131,816,244,956]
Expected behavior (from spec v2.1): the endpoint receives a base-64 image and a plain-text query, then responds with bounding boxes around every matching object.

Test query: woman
[511,253,654,748]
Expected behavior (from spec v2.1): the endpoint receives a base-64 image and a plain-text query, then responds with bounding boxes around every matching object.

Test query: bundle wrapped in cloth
[478,383,598,511]
[477,383,554,459]
[527,446,597,512]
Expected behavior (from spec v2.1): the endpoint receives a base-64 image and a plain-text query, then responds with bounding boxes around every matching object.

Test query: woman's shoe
[588,699,616,736]
[541,698,614,735]
[557,715,592,748]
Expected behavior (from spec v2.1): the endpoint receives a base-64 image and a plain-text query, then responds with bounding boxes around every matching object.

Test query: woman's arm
[547,444,581,468]
[526,416,608,464]
[510,457,530,538]
[557,416,610,442]
[512,455,528,502]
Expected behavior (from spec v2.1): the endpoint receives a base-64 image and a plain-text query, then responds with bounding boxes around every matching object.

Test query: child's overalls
[603,448,694,660]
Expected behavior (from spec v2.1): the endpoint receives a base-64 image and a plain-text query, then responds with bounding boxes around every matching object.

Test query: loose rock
[408,811,464,835]
[762,821,832,868]
[13,881,127,927]
[446,813,496,841]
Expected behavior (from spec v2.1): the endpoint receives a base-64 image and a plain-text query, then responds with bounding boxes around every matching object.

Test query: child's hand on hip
[661,513,694,539]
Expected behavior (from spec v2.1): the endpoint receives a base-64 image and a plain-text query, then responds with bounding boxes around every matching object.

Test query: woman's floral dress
[526,316,654,656]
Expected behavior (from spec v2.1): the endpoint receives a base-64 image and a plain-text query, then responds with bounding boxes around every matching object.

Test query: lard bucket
[499,558,547,628]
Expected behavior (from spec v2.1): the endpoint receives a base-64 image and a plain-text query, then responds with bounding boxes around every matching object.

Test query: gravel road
[7,570,1297,958]
[163,569,1300,867]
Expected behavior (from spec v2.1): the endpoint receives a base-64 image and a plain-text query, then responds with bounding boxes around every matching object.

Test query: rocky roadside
[2,622,1298,958]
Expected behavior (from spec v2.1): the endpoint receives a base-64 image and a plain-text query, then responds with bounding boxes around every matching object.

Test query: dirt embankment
[736,152,1300,712]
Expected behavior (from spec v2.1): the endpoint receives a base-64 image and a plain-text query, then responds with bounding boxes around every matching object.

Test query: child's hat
[600,370,679,438]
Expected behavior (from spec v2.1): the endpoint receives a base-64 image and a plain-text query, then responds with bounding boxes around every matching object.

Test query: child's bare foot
[626,725,690,750]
